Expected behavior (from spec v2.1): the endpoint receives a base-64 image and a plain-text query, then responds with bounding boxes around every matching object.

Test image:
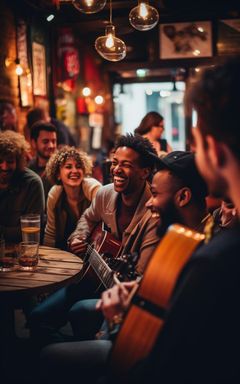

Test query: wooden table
[0,245,83,301]
[0,246,83,376]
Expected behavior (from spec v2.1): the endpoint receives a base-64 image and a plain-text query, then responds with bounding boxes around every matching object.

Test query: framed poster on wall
[17,19,33,107]
[160,21,212,59]
[32,42,47,96]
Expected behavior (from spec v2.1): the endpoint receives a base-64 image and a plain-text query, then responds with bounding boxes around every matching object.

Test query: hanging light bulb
[129,1,159,31]
[95,24,126,62]
[73,0,106,14]
[95,0,126,62]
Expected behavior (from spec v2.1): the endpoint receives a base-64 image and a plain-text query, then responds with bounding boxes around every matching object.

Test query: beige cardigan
[69,183,160,275]
[44,177,101,248]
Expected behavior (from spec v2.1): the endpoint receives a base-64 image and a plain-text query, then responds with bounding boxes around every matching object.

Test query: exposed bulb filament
[139,3,148,18]
[86,0,94,6]
[105,34,114,48]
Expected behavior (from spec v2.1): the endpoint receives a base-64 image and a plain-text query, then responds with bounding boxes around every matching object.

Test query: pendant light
[73,0,107,14]
[95,0,126,62]
[129,1,159,31]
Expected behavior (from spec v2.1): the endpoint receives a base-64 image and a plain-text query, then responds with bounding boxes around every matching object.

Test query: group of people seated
[1,57,240,384]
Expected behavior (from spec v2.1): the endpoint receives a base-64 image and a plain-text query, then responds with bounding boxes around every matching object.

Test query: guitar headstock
[107,252,140,282]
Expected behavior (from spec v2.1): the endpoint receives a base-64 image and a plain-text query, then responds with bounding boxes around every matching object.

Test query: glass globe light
[73,0,107,14]
[129,1,159,31]
[95,24,126,62]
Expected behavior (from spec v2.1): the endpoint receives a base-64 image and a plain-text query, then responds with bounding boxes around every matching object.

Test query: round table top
[0,245,83,300]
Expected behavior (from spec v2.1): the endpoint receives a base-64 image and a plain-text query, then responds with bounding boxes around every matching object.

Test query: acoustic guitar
[79,223,139,291]
[110,223,205,375]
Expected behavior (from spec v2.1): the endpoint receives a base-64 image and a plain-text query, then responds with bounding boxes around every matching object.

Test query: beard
[37,149,54,161]
[157,201,182,238]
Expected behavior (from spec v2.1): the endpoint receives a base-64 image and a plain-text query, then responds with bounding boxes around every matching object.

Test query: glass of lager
[20,214,40,243]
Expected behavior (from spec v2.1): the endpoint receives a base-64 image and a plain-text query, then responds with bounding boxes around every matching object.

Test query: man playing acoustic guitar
[29,133,160,345]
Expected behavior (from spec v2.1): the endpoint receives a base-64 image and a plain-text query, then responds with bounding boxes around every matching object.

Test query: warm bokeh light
[95,95,104,104]
[82,87,91,96]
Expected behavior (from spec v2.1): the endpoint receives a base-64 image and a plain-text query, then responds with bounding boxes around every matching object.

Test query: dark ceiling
[8,0,240,81]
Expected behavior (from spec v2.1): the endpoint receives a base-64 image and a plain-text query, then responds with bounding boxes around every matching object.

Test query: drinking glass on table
[18,241,39,270]
[20,214,40,243]
[0,241,17,272]
[0,236,6,271]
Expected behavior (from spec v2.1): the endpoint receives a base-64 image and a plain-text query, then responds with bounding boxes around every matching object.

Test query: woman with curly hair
[44,146,101,250]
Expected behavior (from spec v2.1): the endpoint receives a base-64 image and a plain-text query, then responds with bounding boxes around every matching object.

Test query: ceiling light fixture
[136,68,148,77]
[95,0,126,62]
[72,0,107,14]
[46,14,55,22]
[129,1,159,31]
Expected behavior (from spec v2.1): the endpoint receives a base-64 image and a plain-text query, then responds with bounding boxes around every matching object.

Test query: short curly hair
[114,133,158,172]
[0,130,30,170]
[45,146,93,185]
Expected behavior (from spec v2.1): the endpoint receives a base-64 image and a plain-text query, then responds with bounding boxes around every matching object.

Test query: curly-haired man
[0,130,45,243]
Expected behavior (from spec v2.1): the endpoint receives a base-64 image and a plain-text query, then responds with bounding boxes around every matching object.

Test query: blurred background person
[92,138,115,184]
[44,146,101,250]
[134,111,172,155]
[25,107,76,147]
[0,101,17,132]
[28,121,57,200]
[213,199,238,233]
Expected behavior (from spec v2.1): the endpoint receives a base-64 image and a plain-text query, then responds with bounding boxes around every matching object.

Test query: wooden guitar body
[90,224,122,260]
[79,223,138,292]
[110,224,205,374]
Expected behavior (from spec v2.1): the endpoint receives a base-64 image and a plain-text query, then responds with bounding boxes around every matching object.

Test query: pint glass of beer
[20,214,40,243]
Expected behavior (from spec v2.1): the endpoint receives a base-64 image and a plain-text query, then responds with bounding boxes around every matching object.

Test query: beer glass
[18,241,39,270]
[20,214,40,243]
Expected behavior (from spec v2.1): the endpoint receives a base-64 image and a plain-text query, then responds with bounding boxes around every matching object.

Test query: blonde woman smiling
[44,146,101,250]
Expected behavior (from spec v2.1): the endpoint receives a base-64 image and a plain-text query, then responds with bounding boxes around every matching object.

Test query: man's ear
[206,135,226,168]
[175,187,192,207]
[141,167,151,180]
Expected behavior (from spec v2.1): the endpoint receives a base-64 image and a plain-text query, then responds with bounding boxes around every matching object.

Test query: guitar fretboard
[86,246,116,288]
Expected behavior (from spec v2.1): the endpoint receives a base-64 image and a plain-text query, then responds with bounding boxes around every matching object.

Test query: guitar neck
[88,247,120,288]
